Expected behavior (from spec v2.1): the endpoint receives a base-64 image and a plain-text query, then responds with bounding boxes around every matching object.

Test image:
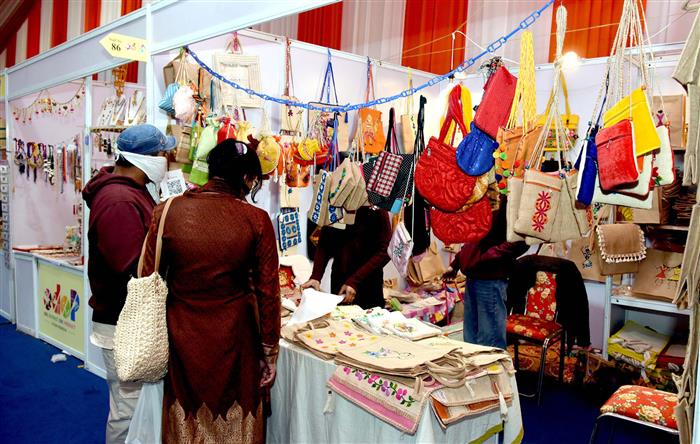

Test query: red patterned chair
[506,271,565,405]
[589,385,679,443]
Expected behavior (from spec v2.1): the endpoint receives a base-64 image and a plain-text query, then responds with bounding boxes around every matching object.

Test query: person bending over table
[302,206,392,309]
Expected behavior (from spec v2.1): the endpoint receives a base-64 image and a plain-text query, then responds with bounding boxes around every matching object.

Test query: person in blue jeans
[444,196,528,349]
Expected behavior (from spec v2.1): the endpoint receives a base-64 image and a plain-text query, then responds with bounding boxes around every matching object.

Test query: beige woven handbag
[114,197,175,382]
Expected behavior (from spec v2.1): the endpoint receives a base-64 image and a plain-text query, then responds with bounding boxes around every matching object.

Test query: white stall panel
[13,252,37,336]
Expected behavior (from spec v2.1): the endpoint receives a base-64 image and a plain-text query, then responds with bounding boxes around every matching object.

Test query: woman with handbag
[444,196,528,349]
[140,139,280,443]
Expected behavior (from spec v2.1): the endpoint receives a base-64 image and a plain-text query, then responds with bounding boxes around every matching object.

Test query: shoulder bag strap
[320,49,339,104]
[437,86,467,145]
[384,108,400,154]
[137,197,176,278]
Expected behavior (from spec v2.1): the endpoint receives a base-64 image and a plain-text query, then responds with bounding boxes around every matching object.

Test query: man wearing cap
[82,124,175,443]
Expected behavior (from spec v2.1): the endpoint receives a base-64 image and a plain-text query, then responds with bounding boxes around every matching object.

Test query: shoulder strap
[385,108,399,154]
[137,197,176,278]
[320,49,339,104]
[438,86,467,144]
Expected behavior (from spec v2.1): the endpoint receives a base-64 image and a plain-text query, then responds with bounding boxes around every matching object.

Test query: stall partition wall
[0,97,13,322]
[151,30,445,271]
[10,81,86,247]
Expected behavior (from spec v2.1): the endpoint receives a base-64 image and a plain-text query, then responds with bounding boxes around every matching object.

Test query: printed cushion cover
[506,314,562,342]
[600,385,678,429]
[525,271,557,321]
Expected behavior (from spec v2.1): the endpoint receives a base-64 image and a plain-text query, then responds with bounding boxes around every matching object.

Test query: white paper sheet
[287,289,344,326]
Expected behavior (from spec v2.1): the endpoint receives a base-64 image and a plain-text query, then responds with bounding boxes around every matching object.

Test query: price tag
[99,33,147,62]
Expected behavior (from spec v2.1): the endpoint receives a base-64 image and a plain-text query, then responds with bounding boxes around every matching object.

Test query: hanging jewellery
[13,138,27,175]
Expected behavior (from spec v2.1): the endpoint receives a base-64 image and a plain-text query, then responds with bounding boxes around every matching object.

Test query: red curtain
[84,0,102,32]
[26,0,42,59]
[297,3,343,50]
[401,0,469,74]
[121,0,142,83]
[549,0,647,61]
[6,34,17,68]
[51,0,69,48]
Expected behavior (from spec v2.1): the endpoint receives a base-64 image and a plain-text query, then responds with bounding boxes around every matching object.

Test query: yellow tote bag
[603,88,660,156]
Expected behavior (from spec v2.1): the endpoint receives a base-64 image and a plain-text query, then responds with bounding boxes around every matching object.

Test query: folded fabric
[430,369,512,407]
[608,320,671,370]
[295,321,381,360]
[429,394,512,430]
[327,365,431,435]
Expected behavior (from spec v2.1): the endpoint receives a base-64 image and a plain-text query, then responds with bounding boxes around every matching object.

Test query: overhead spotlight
[454,70,468,80]
[561,51,581,72]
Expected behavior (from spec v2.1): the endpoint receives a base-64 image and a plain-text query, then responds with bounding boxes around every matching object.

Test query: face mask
[118,150,168,184]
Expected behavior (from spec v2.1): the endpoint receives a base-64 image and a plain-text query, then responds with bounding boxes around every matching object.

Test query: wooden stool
[589,385,679,444]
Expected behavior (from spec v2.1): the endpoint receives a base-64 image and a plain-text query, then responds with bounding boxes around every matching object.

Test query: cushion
[525,271,557,321]
[600,385,678,429]
[507,314,562,342]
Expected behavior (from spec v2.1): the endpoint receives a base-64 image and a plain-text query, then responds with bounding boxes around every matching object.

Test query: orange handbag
[358,60,386,154]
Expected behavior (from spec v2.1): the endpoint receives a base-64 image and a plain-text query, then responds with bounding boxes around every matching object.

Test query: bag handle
[384,108,400,154]
[137,197,176,278]
[365,58,376,104]
[438,86,467,145]
[507,30,536,131]
[284,37,294,97]
[410,95,427,242]
[405,71,414,116]
[225,31,244,54]
[320,49,339,104]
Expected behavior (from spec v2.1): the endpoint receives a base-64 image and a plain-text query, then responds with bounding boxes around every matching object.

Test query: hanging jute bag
[114,197,176,382]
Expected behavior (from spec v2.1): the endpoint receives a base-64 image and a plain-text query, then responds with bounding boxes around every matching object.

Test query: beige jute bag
[114,197,175,382]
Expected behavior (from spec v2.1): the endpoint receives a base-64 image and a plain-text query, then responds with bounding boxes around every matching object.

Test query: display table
[268,340,523,444]
[35,255,85,360]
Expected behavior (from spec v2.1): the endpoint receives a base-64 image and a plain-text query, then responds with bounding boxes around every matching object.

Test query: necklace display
[12,136,82,193]
[12,81,85,124]
[126,90,146,126]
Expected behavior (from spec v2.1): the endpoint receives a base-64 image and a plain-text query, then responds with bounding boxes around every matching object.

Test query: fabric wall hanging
[213,33,262,109]
[631,249,683,302]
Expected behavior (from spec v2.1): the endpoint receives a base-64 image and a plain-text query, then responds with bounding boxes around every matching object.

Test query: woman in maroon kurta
[141,140,280,443]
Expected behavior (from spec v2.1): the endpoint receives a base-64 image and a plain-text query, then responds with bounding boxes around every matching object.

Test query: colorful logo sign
[37,263,85,355]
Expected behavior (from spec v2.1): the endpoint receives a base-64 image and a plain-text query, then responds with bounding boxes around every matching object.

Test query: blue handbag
[456,122,500,176]
[159,83,179,115]
[574,124,599,205]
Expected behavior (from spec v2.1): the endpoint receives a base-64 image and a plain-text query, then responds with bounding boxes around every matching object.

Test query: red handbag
[595,119,639,192]
[430,198,492,244]
[473,66,518,139]
[415,85,478,212]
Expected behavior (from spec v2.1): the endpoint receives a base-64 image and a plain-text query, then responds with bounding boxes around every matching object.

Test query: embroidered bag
[280,38,305,139]
[308,170,332,226]
[595,223,645,275]
[415,85,478,212]
[630,248,683,301]
[328,158,355,208]
[307,51,347,154]
[114,198,175,382]
[431,198,493,245]
[456,122,500,176]
[388,217,413,277]
[278,209,302,252]
[473,66,518,139]
[595,119,639,191]
[358,59,386,155]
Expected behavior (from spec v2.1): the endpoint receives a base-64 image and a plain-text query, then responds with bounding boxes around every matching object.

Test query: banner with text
[37,262,84,356]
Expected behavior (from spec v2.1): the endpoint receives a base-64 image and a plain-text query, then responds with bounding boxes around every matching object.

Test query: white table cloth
[267,340,524,444]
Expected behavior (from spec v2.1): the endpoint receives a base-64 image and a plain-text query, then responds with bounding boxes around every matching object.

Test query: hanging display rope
[185,0,555,114]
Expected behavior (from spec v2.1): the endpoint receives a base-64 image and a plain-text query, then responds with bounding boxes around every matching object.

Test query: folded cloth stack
[608,320,671,371]
[329,334,515,434]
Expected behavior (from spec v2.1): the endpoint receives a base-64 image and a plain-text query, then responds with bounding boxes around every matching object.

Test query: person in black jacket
[445,196,529,348]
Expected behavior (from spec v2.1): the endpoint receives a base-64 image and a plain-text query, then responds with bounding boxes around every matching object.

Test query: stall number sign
[100,33,148,62]
[37,263,85,355]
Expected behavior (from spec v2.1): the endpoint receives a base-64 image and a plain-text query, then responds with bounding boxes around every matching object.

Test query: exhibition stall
[2,0,700,442]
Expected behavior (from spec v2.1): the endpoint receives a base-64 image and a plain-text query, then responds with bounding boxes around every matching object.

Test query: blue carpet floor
[0,318,680,443]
